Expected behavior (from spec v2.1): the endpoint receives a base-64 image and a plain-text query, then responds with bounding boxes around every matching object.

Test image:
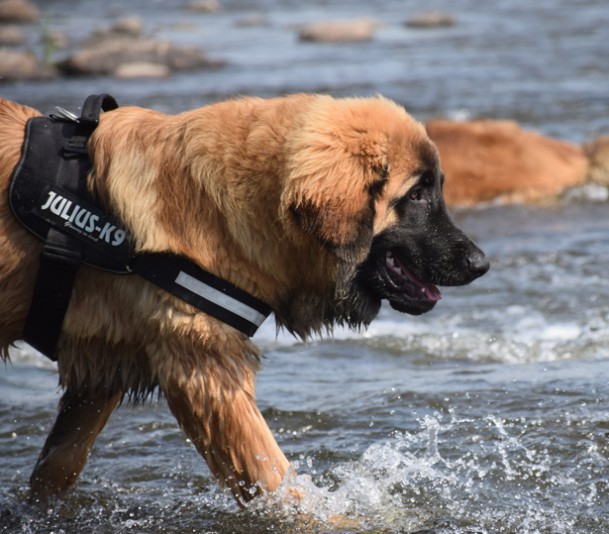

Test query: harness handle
[63,94,119,157]
[80,94,119,123]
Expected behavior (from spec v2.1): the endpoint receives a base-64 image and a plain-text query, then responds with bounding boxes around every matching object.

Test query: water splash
[259,410,607,533]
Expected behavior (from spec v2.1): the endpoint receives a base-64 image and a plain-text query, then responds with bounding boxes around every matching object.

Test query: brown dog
[0,94,488,505]
[426,118,593,207]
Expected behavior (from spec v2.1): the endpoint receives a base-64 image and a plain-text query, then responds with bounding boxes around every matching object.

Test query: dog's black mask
[351,167,489,319]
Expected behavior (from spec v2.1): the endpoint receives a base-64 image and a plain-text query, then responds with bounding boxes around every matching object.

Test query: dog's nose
[466,249,490,279]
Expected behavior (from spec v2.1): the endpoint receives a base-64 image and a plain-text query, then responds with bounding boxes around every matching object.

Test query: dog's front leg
[161,365,290,505]
[29,388,122,502]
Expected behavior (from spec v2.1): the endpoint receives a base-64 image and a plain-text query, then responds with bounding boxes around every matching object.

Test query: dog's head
[278,96,489,334]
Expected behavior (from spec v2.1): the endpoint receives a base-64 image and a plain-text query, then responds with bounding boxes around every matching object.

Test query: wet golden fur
[0,94,436,504]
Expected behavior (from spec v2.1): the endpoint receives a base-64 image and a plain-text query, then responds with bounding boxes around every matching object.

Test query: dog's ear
[281,127,389,263]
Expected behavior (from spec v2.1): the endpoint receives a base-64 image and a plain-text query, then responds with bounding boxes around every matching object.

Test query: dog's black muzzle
[353,199,489,317]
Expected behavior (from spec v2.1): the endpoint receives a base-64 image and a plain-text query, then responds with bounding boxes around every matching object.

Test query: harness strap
[22,94,117,360]
[23,229,83,358]
[132,253,271,338]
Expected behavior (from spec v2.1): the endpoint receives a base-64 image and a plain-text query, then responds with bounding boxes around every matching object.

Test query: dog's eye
[408,188,423,201]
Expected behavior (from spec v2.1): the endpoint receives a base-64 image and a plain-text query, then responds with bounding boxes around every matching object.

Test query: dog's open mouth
[383,251,441,303]
[346,249,442,316]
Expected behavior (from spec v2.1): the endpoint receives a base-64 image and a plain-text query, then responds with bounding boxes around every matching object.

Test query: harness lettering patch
[31,184,133,266]
[40,189,127,247]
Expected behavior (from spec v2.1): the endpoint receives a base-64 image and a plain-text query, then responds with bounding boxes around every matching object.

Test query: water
[1,0,609,532]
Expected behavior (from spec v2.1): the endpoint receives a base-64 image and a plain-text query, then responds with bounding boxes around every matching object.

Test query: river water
[1,0,609,533]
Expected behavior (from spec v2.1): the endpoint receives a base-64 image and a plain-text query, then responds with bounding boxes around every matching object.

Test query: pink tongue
[419,279,442,301]
[394,255,442,301]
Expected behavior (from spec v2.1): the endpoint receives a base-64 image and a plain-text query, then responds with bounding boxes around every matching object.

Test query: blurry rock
[85,16,144,46]
[235,14,270,28]
[114,61,171,79]
[0,48,55,80]
[298,18,381,43]
[110,16,144,37]
[0,0,39,24]
[426,119,589,206]
[405,11,455,29]
[188,0,221,13]
[0,24,26,45]
[56,36,223,76]
[583,136,609,186]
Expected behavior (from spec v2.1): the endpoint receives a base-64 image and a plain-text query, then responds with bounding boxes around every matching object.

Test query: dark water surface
[1,0,609,532]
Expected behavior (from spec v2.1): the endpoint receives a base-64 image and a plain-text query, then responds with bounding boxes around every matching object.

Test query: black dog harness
[9,94,271,360]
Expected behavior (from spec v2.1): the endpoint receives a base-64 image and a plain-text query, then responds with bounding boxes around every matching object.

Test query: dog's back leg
[29,388,122,502]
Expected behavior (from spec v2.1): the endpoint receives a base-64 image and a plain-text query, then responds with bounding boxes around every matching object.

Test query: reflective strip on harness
[175,271,268,327]
[131,252,271,338]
